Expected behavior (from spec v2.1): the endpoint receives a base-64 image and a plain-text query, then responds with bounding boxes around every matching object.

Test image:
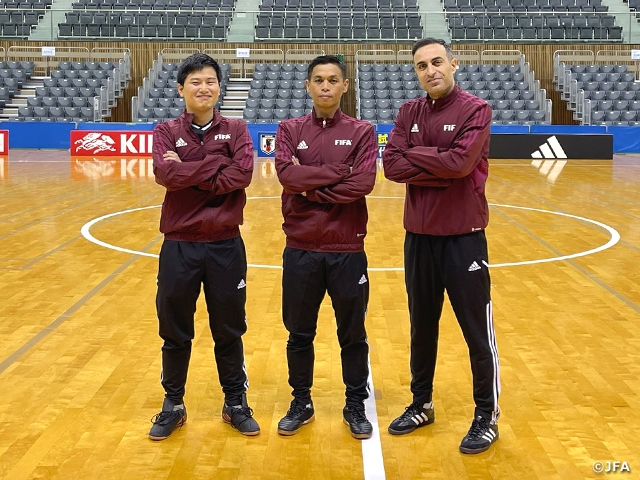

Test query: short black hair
[411,38,454,61]
[307,55,347,81]
[177,53,222,86]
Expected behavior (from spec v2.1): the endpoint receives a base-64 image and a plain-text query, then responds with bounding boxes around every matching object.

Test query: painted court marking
[80,196,621,480]
[81,197,621,270]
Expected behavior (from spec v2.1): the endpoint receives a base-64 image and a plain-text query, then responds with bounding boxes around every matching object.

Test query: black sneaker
[388,401,435,435]
[149,398,187,441]
[459,416,499,454]
[222,393,260,436]
[343,404,373,440]
[277,399,315,436]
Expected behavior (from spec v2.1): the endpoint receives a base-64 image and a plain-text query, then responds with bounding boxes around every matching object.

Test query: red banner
[0,130,8,155]
[70,130,154,156]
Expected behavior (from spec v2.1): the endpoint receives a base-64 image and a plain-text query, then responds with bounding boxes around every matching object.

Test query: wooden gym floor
[0,150,638,480]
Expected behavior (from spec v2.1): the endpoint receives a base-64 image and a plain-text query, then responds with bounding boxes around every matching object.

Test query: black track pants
[282,247,370,405]
[404,231,500,421]
[156,238,249,404]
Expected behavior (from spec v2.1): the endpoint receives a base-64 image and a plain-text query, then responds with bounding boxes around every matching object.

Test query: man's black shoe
[388,401,434,435]
[277,399,315,436]
[222,393,260,436]
[459,416,499,454]
[343,404,373,440]
[149,398,187,441]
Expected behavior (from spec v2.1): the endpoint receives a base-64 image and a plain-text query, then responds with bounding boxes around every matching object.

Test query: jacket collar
[180,108,222,128]
[426,85,462,110]
[311,107,342,127]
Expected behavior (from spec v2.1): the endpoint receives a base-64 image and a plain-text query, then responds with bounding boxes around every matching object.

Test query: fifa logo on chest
[215,134,231,140]
[335,139,352,145]
[443,124,456,131]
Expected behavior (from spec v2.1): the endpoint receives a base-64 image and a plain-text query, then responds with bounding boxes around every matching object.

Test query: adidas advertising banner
[489,134,613,160]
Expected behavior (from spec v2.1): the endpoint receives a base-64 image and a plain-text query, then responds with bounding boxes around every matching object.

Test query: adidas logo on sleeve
[297,140,308,150]
[175,138,187,147]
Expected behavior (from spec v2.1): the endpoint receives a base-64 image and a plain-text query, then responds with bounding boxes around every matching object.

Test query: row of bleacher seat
[568,64,629,73]
[585,99,640,110]
[359,98,543,110]
[444,0,606,10]
[0,60,33,71]
[583,89,640,100]
[70,0,234,9]
[65,11,230,25]
[0,11,41,24]
[257,11,421,27]
[572,72,636,82]
[254,62,307,72]
[246,98,313,109]
[0,24,35,37]
[590,110,640,121]
[140,97,186,108]
[457,80,532,90]
[59,23,228,38]
[17,106,96,121]
[0,0,51,6]
[43,78,110,88]
[467,89,542,100]
[489,110,549,122]
[243,107,310,121]
[54,61,118,71]
[259,0,417,10]
[451,25,621,40]
[36,86,104,98]
[576,81,638,91]
[26,96,98,107]
[50,69,113,80]
[247,88,311,99]
[255,25,422,39]
[454,71,529,81]
[251,79,308,89]
[448,12,615,26]
[254,71,307,81]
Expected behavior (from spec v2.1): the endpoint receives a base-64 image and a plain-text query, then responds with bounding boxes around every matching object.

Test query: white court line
[362,356,386,480]
[81,198,621,269]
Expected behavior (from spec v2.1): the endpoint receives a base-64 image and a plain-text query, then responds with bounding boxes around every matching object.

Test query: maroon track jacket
[153,110,254,242]
[275,109,378,253]
[383,85,492,236]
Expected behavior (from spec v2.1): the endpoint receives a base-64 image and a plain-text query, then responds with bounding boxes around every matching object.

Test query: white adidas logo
[175,137,187,147]
[358,274,367,285]
[297,140,308,150]
[531,135,567,159]
[468,261,481,272]
[237,279,246,289]
[410,124,419,133]
[531,136,567,184]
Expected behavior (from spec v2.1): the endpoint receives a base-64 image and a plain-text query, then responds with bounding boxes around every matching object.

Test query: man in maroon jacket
[149,53,259,440]
[383,39,501,454]
[274,55,378,439]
